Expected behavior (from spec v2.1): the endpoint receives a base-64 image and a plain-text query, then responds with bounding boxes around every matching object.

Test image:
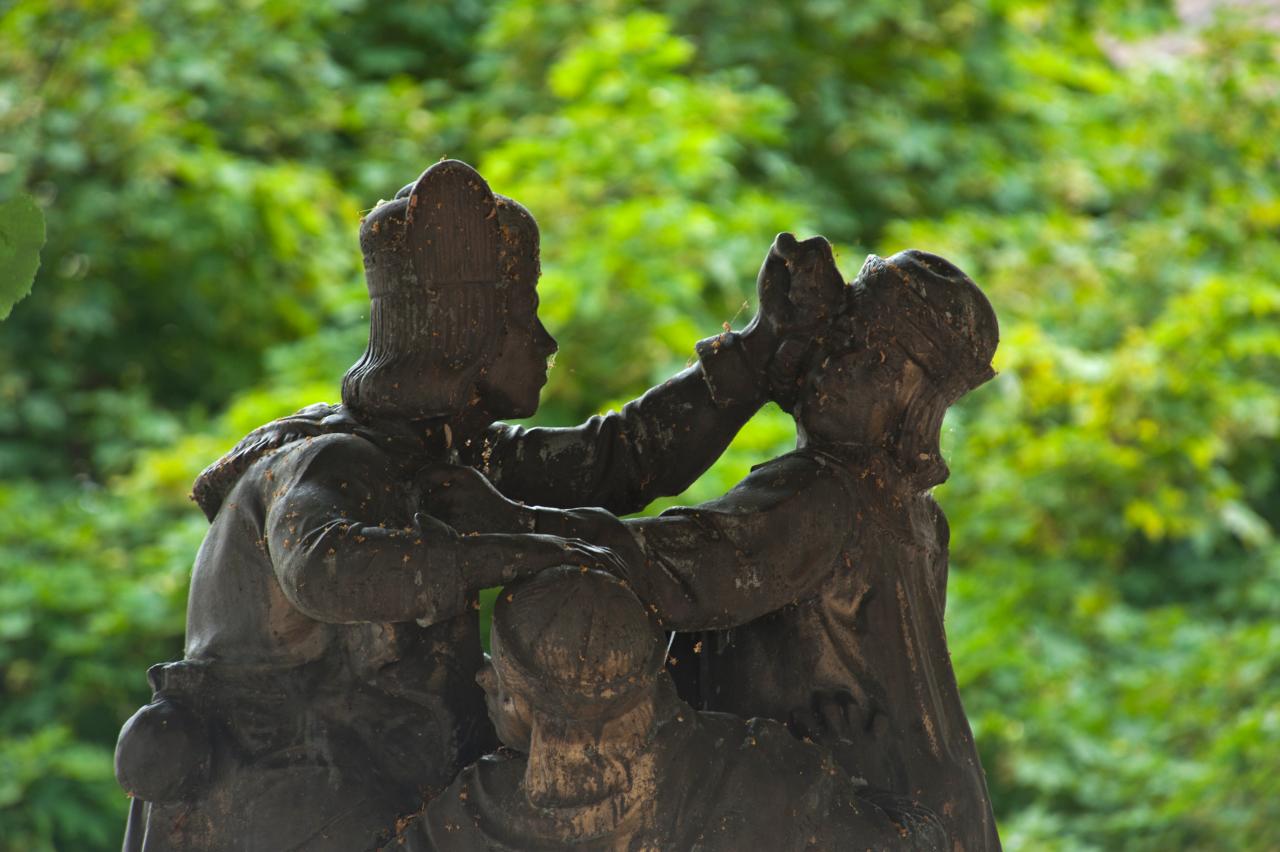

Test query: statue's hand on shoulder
[417,465,635,590]
[419,464,533,535]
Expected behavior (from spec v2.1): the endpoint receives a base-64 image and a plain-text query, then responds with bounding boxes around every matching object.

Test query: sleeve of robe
[262,433,470,627]
[470,337,766,516]
[532,451,860,631]
[623,452,860,629]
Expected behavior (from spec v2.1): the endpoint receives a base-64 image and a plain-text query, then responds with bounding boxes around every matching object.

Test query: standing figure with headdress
[431,238,1002,849]
[113,161,828,851]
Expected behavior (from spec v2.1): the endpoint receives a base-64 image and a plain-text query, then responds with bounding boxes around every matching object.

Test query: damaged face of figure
[797,345,926,449]
[476,653,534,752]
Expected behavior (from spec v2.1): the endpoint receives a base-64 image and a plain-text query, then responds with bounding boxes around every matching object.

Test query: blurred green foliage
[2,0,1277,848]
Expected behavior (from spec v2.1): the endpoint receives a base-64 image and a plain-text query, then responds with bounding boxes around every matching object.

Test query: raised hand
[756,232,846,341]
[742,232,848,409]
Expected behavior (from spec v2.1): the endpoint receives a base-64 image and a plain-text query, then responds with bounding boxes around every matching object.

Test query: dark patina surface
[116,160,1000,851]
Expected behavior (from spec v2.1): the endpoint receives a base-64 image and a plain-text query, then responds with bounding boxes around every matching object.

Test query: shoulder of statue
[655,450,831,522]
[258,424,385,464]
[456,423,520,479]
[742,715,826,762]
[732,449,837,490]
[192,402,357,520]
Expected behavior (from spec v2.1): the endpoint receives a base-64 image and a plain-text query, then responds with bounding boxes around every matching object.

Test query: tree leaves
[0,194,45,321]
[2,1,1279,849]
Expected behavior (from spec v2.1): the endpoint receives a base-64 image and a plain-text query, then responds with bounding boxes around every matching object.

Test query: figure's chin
[510,398,539,420]
[482,392,541,422]
[515,385,544,418]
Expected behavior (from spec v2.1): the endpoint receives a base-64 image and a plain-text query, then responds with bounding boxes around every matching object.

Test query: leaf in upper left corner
[0,193,47,321]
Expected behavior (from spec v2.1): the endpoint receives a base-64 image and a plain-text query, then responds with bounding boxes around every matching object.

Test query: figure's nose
[535,320,558,356]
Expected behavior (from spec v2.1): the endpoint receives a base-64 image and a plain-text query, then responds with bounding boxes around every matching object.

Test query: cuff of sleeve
[534,506,620,544]
[532,507,571,538]
[417,529,466,625]
[696,331,766,408]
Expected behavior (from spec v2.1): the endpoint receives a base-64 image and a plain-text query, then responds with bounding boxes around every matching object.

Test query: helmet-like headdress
[492,567,667,722]
[342,160,539,420]
[855,250,998,399]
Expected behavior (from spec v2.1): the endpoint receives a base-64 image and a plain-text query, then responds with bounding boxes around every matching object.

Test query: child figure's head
[486,567,666,726]
[796,250,998,486]
[484,567,670,807]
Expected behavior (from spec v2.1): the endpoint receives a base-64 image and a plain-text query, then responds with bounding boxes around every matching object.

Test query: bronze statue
[427,240,1002,849]
[116,158,1003,850]
[407,567,946,851]
[114,161,827,850]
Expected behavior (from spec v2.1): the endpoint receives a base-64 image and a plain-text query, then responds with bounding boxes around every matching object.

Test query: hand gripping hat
[492,567,668,722]
[342,160,537,420]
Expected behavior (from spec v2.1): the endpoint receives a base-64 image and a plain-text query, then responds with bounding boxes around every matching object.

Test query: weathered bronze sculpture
[115,161,827,850]
[116,159,1001,850]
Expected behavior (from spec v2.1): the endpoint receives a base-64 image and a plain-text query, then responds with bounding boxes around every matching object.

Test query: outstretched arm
[586,453,857,630]
[428,452,858,631]
[264,435,623,627]
[471,331,770,516]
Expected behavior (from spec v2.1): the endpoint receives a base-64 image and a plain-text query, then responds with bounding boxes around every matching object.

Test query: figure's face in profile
[798,346,925,446]
[477,654,533,752]
[477,283,558,420]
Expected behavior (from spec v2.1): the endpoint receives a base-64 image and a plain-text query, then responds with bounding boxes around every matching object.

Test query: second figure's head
[796,250,998,485]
